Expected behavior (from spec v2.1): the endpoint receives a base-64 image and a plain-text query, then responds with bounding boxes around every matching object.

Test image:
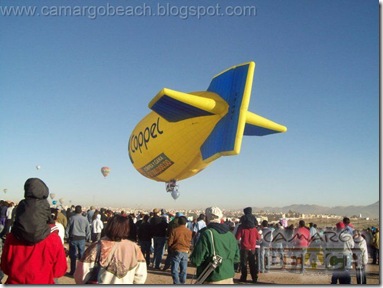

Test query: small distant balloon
[3,189,7,194]
[50,193,56,199]
[101,166,110,178]
[59,198,64,204]
[171,190,180,200]
[36,165,41,170]
[52,200,57,205]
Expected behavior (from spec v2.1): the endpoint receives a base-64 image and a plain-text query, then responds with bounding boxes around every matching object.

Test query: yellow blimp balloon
[128,61,287,184]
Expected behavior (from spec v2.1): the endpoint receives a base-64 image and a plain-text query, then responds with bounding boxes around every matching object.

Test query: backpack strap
[207,229,216,257]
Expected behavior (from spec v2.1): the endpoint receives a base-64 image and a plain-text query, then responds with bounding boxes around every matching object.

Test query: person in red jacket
[235,207,261,283]
[0,178,67,284]
[292,220,311,270]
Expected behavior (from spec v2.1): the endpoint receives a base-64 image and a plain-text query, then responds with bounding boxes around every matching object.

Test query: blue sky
[0,0,379,210]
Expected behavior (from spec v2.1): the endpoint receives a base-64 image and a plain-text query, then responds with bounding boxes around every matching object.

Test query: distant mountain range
[250,201,379,219]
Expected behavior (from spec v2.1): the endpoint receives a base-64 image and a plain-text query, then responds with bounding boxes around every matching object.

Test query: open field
[54,252,380,285]
[297,217,379,231]
[1,247,379,285]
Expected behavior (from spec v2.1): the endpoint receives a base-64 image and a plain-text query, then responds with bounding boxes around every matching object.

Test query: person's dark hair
[198,214,205,221]
[75,205,82,214]
[92,210,100,221]
[104,214,130,241]
[299,220,305,227]
[47,208,56,224]
[261,220,268,227]
[178,216,187,226]
[343,217,350,225]
[143,214,150,222]
[51,208,58,220]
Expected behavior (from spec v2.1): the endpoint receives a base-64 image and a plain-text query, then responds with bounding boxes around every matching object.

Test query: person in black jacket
[150,208,168,269]
[137,214,152,267]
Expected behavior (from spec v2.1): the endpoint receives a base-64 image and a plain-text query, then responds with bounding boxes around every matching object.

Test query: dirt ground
[54,253,380,285]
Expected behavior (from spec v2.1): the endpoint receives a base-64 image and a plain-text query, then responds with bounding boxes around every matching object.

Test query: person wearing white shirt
[92,213,104,242]
[192,214,206,246]
[353,230,369,284]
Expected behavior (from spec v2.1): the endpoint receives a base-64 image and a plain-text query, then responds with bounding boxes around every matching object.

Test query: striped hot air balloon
[101,166,110,178]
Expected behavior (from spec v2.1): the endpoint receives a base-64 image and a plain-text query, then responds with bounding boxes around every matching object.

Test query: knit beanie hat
[205,207,223,223]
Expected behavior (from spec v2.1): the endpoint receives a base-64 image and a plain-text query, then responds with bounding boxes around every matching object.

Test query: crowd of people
[0,178,380,284]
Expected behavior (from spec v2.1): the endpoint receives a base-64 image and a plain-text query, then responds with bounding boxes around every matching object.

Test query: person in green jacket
[190,206,240,284]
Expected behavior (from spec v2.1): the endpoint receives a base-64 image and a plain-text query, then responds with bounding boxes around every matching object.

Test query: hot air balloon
[128,61,287,199]
[101,166,110,178]
[50,193,56,199]
[3,189,7,194]
[36,165,41,170]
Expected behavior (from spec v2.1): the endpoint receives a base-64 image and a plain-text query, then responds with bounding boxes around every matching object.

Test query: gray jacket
[66,213,91,241]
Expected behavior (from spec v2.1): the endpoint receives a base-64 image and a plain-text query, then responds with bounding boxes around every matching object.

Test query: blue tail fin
[200,62,255,161]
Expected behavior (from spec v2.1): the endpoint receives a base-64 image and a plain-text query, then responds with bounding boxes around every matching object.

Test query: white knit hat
[205,206,223,223]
